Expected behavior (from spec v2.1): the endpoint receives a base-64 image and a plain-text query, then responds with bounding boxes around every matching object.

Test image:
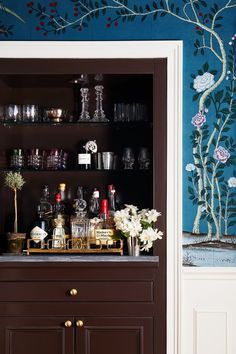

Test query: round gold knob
[76,320,84,328]
[69,288,78,296]
[64,320,73,328]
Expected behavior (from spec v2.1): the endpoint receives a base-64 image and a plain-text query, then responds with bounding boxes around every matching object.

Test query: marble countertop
[0,254,159,263]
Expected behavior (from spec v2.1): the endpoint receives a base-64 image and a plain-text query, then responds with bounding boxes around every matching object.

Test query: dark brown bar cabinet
[0,258,158,354]
[0,58,167,354]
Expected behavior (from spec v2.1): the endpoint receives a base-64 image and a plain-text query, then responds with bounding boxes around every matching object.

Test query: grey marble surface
[0,254,159,263]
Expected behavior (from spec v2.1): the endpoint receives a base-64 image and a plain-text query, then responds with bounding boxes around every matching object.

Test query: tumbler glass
[22,105,39,122]
[27,148,43,170]
[10,149,25,170]
[102,152,114,170]
[5,104,22,122]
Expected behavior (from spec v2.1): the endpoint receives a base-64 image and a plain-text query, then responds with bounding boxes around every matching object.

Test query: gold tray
[26,239,123,255]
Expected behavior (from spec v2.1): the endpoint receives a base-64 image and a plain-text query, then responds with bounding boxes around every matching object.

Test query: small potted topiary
[5,171,26,254]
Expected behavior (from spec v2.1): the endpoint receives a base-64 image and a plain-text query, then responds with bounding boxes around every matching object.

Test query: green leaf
[215,90,224,102]
[193,93,200,101]
[153,2,158,9]
[188,186,194,195]
[203,62,209,72]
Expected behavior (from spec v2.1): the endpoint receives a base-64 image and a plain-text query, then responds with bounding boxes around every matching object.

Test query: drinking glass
[122,148,135,169]
[10,149,25,170]
[138,147,150,169]
[5,104,22,122]
[27,148,43,170]
[22,105,39,122]
[102,152,114,170]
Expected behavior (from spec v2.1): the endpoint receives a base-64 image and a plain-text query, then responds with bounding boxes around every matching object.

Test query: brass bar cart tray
[26,239,123,256]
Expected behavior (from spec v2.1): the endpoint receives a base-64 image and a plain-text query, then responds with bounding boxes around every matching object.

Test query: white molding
[0,40,183,354]
[183,267,236,280]
[193,309,229,354]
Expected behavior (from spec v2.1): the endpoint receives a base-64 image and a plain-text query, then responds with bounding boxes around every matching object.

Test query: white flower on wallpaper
[193,72,215,93]
[213,146,231,164]
[185,163,196,172]
[191,112,206,127]
[228,177,236,188]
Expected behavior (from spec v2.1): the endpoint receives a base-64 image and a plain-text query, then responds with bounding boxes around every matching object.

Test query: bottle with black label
[30,212,49,249]
[77,142,91,170]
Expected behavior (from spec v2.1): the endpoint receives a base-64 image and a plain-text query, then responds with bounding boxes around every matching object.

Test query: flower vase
[127,237,140,256]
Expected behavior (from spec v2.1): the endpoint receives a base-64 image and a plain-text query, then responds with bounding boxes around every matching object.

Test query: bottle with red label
[94,199,115,246]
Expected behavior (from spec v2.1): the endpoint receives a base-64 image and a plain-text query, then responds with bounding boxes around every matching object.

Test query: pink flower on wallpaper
[191,112,206,127]
[213,146,230,163]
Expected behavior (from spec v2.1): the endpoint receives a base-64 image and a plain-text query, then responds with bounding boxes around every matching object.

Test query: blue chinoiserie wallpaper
[0,0,236,266]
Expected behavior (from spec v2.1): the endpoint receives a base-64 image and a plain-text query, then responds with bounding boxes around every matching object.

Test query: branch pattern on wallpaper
[0,2,24,36]
[1,0,236,242]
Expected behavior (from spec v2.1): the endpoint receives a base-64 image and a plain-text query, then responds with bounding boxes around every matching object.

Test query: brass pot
[7,232,26,254]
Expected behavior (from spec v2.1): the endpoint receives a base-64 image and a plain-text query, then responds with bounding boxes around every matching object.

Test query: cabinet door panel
[76,317,153,354]
[0,317,74,354]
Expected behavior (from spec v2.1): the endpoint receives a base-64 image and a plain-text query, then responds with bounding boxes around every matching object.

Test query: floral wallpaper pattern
[0,0,236,266]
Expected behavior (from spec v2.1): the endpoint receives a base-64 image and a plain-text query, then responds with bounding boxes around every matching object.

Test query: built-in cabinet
[0,260,158,354]
[0,58,166,354]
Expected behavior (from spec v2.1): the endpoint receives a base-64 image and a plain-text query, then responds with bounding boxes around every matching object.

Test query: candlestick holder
[78,87,90,121]
[92,85,109,122]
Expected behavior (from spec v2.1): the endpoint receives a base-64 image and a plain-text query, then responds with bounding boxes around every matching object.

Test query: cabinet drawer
[0,281,153,302]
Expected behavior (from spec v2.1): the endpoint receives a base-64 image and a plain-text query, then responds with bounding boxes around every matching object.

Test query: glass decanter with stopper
[70,186,89,249]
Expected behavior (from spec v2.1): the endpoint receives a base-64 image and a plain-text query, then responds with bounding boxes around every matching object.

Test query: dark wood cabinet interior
[0,58,166,256]
[0,58,166,354]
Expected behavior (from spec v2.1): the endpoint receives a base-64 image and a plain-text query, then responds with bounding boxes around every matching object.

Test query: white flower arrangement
[114,204,163,252]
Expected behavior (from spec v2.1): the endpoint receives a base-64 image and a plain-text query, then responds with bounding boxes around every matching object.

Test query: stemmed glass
[122,148,135,169]
[138,147,150,169]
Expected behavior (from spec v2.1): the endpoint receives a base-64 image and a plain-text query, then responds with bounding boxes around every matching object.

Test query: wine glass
[122,148,135,169]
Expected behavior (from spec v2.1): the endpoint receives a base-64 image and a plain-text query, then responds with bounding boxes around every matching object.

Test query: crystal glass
[27,148,43,170]
[10,149,25,170]
[138,147,150,169]
[5,104,22,122]
[122,147,135,170]
[46,149,60,170]
[92,85,109,122]
[78,87,90,121]
[22,105,39,122]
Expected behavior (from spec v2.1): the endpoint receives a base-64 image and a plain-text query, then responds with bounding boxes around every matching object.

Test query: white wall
[182,268,236,354]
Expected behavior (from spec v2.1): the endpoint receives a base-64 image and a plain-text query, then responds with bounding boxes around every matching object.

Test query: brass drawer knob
[76,320,84,328]
[64,320,73,328]
[69,288,78,296]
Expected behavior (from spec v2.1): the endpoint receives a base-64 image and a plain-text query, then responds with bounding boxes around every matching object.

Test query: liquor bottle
[94,199,115,246]
[38,185,52,219]
[52,217,66,249]
[77,140,97,170]
[89,187,100,218]
[57,182,70,222]
[30,212,49,249]
[108,184,116,215]
[71,186,89,249]
[77,142,91,170]
[53,192,65,219]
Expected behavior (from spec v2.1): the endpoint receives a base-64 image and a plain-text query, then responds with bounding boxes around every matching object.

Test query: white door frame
[0,40,183,354]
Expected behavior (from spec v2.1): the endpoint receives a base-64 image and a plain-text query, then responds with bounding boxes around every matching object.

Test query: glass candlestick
[79,87,90,121]
[92,85,109,122]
